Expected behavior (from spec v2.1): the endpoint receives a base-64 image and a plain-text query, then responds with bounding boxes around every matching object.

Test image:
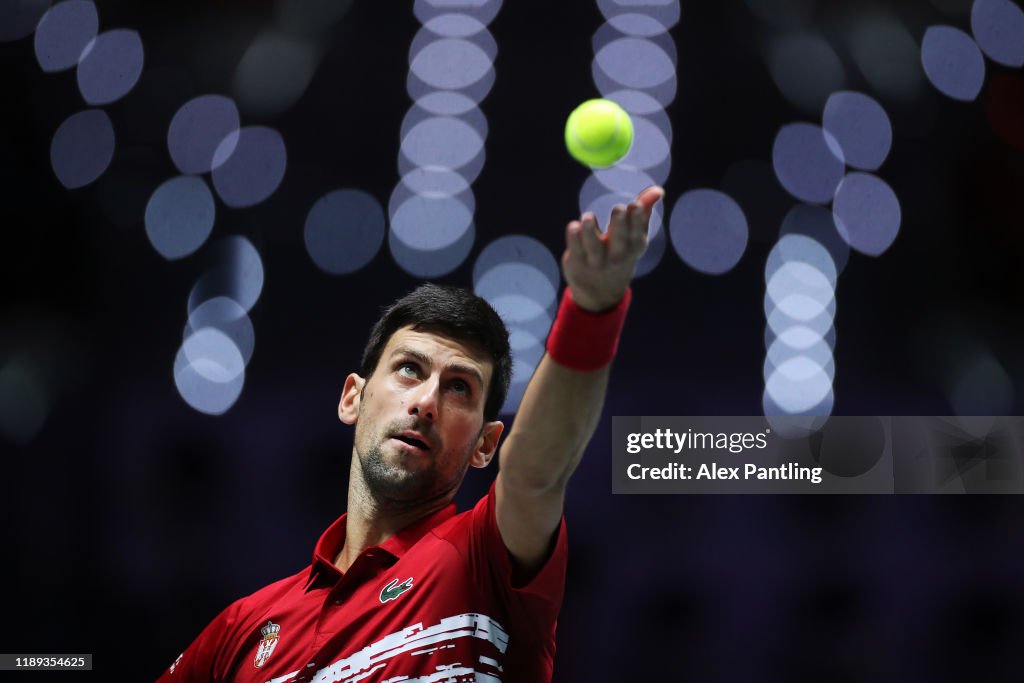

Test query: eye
[397,362,419,379]
[449,379,470,395]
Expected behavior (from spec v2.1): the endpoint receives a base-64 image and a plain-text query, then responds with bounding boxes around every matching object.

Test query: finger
[625,201,650,254]
[636,185,665,216]
[578,212,604,265]
[564,220,587,265]
[606,203,630,261]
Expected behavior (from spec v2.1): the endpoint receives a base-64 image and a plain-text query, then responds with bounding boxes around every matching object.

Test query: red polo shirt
[157,484,568,682]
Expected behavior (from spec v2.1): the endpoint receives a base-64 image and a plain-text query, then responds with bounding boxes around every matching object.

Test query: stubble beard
[357,422,468,506]
[360,442,433,502]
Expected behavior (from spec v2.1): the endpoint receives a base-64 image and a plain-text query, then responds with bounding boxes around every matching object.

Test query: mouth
[391,432,431,452]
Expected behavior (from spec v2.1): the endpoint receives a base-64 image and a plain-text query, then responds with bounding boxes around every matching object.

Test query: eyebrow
[390,346,486,390]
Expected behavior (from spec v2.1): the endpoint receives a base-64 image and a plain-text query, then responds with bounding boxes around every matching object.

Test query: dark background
[3,0,1024,680]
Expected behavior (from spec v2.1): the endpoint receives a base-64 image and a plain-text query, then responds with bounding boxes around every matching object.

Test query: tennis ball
[564,98,634,169]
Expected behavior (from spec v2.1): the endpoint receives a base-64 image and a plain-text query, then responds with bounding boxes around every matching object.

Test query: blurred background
[3,0,1024,680]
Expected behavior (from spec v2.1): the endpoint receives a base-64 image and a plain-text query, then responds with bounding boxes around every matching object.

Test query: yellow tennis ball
[564,98,634,169]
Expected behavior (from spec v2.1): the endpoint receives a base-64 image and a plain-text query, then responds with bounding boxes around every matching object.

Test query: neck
[333,454,452,573]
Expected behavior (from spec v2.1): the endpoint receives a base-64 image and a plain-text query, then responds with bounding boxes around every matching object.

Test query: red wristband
[545,287,632,371]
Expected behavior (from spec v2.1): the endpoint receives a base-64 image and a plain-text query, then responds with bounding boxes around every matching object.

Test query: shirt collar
[305,503,457,590]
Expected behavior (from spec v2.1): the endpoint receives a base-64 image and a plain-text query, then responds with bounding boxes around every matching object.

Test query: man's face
[339,326,503,504]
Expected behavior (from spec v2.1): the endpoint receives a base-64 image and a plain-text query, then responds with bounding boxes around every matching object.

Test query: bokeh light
[390,2,503,279]
[774,324,828,351]
[144,176,216,260]
[389,163,477,277]
[668,189,748,275]
[401,97,489,142]
[947,350,1015,415]
[413,0,503,26]
[0,0,50,43]
[400,166,472,198]
[399,115,486,177]
[472,235,559,415]
[76,29,145,105]
[593,36,677,107]
[0,359,50,444]
[604,87,666,116]
[476,262,557,314]
[50,109,115,189]
[822,91,892,171]
[473,236,561,311]
[766,233,838,290]
[185,297,255,366]
[763,233,837,422]
[605,13,672,37]
[921,25,986,101]
[769,290,836,323]
[764,357,834,413]
[766,334,836,383]
[304,189,386,275]
[832,172,901,256]
[34,0,98,73]
[766,301,835,338]
[778,204,850,274]
[597,0,681,30]
[421,13,489,40]
[768,32,845,113]
[389,221,475,279]
[587,165,658,202]
[772,122,846,204]
[233,31,317,118]
[410,38,495,90]
[167,95,241,175]
[414,90,478,117]
[584,2,678,281]
[173,328,246,416]
[180,328,245,382]
[390,192,474,253]
[178,233,262,415]
[593,25,677,68]
[766,261,835,310]
[613,113,672,180]
[845,10,924,104]
[407,59,496,105]
[472,235,560,301]
[398,106,488,187]
[211,126,287,208]
[187,236,265,315]
[970,0,1024,67]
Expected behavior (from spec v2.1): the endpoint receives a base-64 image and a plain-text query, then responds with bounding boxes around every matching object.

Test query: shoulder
[223,566,311,632]
[428,488,494,545]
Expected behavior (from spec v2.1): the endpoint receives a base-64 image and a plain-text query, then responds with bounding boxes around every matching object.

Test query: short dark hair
[360,284,512,421]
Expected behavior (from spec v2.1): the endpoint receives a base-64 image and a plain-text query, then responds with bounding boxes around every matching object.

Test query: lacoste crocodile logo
[379,577,414,604]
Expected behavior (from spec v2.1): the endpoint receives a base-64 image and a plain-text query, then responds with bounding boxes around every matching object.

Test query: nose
[408,376,439,421]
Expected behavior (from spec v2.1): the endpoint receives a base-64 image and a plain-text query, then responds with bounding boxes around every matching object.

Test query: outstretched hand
[562,186,665,312]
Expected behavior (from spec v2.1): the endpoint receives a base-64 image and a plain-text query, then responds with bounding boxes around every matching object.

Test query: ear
[470,420,504,469]
[338,373,366,425]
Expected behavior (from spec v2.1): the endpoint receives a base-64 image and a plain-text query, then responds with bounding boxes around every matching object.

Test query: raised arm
[495,186,664,571]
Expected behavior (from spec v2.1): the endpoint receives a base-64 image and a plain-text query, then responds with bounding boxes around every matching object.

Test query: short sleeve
[468,481,568,640]
[155,599,243,683]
